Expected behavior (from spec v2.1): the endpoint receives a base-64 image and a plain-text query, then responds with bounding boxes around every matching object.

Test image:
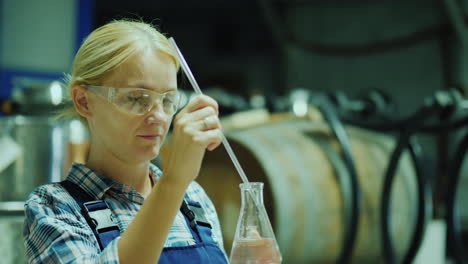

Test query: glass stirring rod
[168,37,253,190]
[169,39,281,250]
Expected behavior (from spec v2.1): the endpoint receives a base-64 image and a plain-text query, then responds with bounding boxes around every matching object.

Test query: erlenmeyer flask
[230,182,282,264]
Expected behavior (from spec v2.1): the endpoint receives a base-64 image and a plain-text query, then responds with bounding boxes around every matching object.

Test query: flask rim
[239,182,264,190]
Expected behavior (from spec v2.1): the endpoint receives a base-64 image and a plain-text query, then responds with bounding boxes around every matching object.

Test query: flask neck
[240,182,264,208]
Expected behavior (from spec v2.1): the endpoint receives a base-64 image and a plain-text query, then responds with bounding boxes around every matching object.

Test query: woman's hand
[163,94,223,186]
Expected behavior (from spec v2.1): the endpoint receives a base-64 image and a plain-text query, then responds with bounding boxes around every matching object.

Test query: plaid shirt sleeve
[23,185,120,264]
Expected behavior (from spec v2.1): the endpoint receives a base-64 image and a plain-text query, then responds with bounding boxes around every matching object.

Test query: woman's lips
[138,135,160,140]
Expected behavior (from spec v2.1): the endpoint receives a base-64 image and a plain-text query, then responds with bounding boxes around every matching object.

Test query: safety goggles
[84,85,180,116]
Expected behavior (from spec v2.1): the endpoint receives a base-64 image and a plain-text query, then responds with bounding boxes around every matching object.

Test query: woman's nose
[145,103,167,124]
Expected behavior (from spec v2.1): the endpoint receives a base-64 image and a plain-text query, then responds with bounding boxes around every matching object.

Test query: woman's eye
[163,97,174,105]
[127,96,140,102]
[127,95,150,105]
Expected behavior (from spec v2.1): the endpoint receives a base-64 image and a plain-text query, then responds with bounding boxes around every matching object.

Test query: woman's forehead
[103,50,177,91]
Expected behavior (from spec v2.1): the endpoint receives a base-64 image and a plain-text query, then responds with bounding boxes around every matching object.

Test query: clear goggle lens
[85,85,179,116]
[113,89,179,115]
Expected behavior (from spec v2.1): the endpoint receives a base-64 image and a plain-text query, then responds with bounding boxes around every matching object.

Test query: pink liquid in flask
[230,238,282,264]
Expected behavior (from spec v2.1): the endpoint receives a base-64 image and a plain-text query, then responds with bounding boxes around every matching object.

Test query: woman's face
[87,49,178,164]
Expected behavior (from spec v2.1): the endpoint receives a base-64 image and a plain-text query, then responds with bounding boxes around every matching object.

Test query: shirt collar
[66,162,163,200]
[149,163,162,185]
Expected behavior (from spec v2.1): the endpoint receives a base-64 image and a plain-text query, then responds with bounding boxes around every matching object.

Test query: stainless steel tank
[0,79,71,264]
[0,202,27,264]
[0,115,68,264]
[0,115,67,201]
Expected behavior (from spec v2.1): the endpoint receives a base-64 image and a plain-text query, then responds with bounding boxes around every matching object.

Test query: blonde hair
[59,19,179,124]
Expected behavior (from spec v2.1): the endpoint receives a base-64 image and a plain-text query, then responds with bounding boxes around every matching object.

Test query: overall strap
[180,196,213,244]
[60,180,121,250]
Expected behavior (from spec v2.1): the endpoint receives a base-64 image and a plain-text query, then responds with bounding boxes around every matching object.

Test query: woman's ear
[72,85,92,118]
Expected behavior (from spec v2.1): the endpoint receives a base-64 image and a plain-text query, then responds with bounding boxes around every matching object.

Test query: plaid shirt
[23,163,227,263]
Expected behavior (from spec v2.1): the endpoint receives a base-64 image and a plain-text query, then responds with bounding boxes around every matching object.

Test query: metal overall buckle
[186,200,212,229]
[82,200,120,234]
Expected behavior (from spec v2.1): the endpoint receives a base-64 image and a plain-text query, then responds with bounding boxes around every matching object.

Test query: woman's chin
[136,147,160,162]
[124,144,161,163]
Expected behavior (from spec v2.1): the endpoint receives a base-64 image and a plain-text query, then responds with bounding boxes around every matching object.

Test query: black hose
[338,107,431,263]
[332,89,468,134]
[380,103,436,263]
[309,89,465,263]
[305,89,468,263]
[420,116,468,134]
[381,131,411,264]
[338,94,435,131]
[320,97,428,263]
[308,133,353,240]
[340,116,417,133]
[316,97,362,264]
[402,137,432,264]
[446,130,468,264]
[339,106,468,134]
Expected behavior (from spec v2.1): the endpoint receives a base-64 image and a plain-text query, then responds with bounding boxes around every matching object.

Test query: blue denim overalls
[61,180,228,263]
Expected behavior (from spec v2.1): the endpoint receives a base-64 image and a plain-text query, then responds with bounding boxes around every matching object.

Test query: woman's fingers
[194,129,223,150]
[179,94,219,115]
[200,116,222,131]
[164,95,223,184]
[175,97,220,131]
[173,94,223,151]
[179,106,216,125]
[176,112,221,132]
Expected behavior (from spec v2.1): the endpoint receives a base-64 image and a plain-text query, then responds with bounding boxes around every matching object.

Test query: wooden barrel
[190,116,418,263]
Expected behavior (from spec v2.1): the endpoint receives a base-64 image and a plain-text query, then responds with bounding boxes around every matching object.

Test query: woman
[23,20,228,264]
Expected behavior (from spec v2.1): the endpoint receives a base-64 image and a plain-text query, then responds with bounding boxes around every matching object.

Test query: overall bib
[61,180,228,264]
